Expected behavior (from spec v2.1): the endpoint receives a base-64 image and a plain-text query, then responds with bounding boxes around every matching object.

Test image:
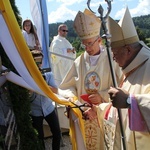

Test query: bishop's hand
[108,87,129,108]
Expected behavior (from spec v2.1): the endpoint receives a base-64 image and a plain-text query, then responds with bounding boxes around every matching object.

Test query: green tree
[136,27,146,43]
[49,15,150,49]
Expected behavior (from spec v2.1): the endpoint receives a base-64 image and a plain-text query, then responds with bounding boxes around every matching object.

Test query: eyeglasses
[61,29,68,33]
[81,37,99,49]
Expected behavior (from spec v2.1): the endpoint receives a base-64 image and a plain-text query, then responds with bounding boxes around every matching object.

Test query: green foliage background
[49,15,150,51]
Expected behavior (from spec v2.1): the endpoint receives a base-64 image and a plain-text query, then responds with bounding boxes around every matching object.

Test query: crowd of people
[21,6,150,150]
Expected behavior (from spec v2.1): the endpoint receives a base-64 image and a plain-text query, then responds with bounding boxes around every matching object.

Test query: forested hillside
[49,14,150,48]
[133,14,150,38]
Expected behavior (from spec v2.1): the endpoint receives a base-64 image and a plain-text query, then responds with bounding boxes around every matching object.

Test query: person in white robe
[106,7,150,150]
[58,9,122,150]
[50,24,76,86]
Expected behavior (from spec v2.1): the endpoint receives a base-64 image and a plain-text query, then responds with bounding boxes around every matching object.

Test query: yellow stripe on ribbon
[0,0,86,148]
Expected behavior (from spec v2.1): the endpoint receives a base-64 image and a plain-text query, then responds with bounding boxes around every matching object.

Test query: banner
[30,0,50,68]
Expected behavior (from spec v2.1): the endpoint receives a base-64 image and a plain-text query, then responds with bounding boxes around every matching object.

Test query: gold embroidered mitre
[73,9,101,39]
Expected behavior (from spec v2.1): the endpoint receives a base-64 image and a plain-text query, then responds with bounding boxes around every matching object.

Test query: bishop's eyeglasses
[81,37,99,49]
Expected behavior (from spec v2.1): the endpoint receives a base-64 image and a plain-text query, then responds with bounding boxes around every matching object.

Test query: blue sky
[16,0,150,24]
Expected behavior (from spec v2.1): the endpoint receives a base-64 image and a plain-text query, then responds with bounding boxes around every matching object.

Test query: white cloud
[115,0,150,19]
[118,0,133,2]
[115,8,126,19]
[87,0,108,14]
[88,0,106,7]
[48,0,84,6]
[47,0,112,23]
[131,0,150,16]
[48,5,77,23]
[47,0,84,23]
[47,0,150,23]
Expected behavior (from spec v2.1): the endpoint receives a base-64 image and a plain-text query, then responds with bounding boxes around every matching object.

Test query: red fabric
[80,94,91,104]
[104,104,112,120]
